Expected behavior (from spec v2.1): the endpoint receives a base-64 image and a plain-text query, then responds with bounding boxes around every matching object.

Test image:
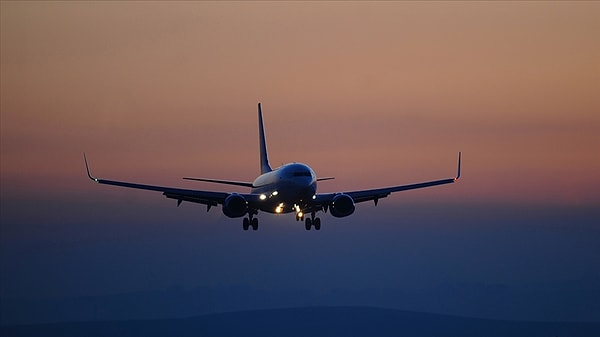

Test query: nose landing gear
[294,205,304,221]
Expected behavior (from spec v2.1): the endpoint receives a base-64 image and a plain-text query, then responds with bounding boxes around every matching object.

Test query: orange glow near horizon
[1,2,599,207]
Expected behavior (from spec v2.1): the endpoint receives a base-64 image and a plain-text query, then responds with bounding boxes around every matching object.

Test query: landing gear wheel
[243,218,250,231]
[305,218,312,231]
[314,217,321,231]
[251,218,259,231]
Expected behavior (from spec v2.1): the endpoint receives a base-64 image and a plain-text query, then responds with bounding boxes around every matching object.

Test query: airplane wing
[182,177,254,188]
[313,152,461,209]
[345,176,458,204]
[84,154,242,209]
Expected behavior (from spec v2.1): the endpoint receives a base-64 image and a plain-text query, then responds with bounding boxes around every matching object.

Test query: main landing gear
[242,211,321,231]
[243,214,258,231]
[304,212,321,231]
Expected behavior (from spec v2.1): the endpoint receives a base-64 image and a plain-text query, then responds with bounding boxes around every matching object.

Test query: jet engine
[329,193,355,218]
[222,193,248,218]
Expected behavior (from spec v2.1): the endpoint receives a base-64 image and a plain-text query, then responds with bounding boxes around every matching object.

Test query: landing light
[312,195,316,200]
[259,194,267,200]
[293,205,303,218]
[272,191,279,196]
[275,203,284,214]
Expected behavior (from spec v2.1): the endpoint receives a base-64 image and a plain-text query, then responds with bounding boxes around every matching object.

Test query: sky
[1,1,599,324]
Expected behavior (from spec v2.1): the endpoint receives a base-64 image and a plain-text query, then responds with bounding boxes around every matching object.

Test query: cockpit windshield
[293,170,311,177]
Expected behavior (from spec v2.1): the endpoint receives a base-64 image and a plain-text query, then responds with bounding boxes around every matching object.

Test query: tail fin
[258,103,272,174]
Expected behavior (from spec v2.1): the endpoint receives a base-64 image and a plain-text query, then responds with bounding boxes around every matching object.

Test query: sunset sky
[1,2,599,323]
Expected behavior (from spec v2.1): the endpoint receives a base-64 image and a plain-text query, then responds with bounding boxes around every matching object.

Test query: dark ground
[2,306,599,337]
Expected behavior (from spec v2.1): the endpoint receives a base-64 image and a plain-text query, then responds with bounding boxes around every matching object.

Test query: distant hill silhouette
[2,306,599,337]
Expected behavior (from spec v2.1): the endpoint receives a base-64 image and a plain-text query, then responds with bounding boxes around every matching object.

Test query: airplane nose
[299,180,317,197]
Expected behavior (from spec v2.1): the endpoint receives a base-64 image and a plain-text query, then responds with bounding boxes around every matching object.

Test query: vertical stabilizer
[258,103,272,174]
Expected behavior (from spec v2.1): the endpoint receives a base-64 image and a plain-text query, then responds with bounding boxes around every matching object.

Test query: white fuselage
[251,162,317,214]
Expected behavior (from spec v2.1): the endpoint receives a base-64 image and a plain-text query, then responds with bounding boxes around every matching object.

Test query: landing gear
[243,214,259,231]
[314,217,321,230]
[294,205,304,222]
[304,212,321,231]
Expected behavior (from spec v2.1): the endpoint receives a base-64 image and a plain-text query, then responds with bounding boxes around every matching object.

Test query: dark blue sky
[2,192,599,323]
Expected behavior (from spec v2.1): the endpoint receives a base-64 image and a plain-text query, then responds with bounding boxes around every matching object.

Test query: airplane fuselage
[251,162,317,214]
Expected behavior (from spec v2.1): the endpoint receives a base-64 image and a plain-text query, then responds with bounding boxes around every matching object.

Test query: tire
[314,218,321,230]
[305,218,312,231]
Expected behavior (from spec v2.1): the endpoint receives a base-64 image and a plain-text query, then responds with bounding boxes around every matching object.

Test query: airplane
[84,103,461,231]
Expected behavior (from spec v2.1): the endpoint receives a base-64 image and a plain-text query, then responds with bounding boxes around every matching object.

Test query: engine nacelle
[330,193,355,218]
[222,193,248,218]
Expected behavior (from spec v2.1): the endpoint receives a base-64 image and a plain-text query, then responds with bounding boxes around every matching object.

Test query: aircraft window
[293,171,311,177]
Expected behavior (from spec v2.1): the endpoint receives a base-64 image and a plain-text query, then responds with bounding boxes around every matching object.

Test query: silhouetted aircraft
[85,103,460,231]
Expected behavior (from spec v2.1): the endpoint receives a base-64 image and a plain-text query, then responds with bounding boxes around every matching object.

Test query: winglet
[83,153,99,182]
[454,152,461,181]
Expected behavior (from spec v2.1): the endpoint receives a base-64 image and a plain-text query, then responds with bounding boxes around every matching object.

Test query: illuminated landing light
[294,205,303,218]
[259,194,267,200]
[272,191,279,196]
[275,203,284,214]
[312,195,316,200]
